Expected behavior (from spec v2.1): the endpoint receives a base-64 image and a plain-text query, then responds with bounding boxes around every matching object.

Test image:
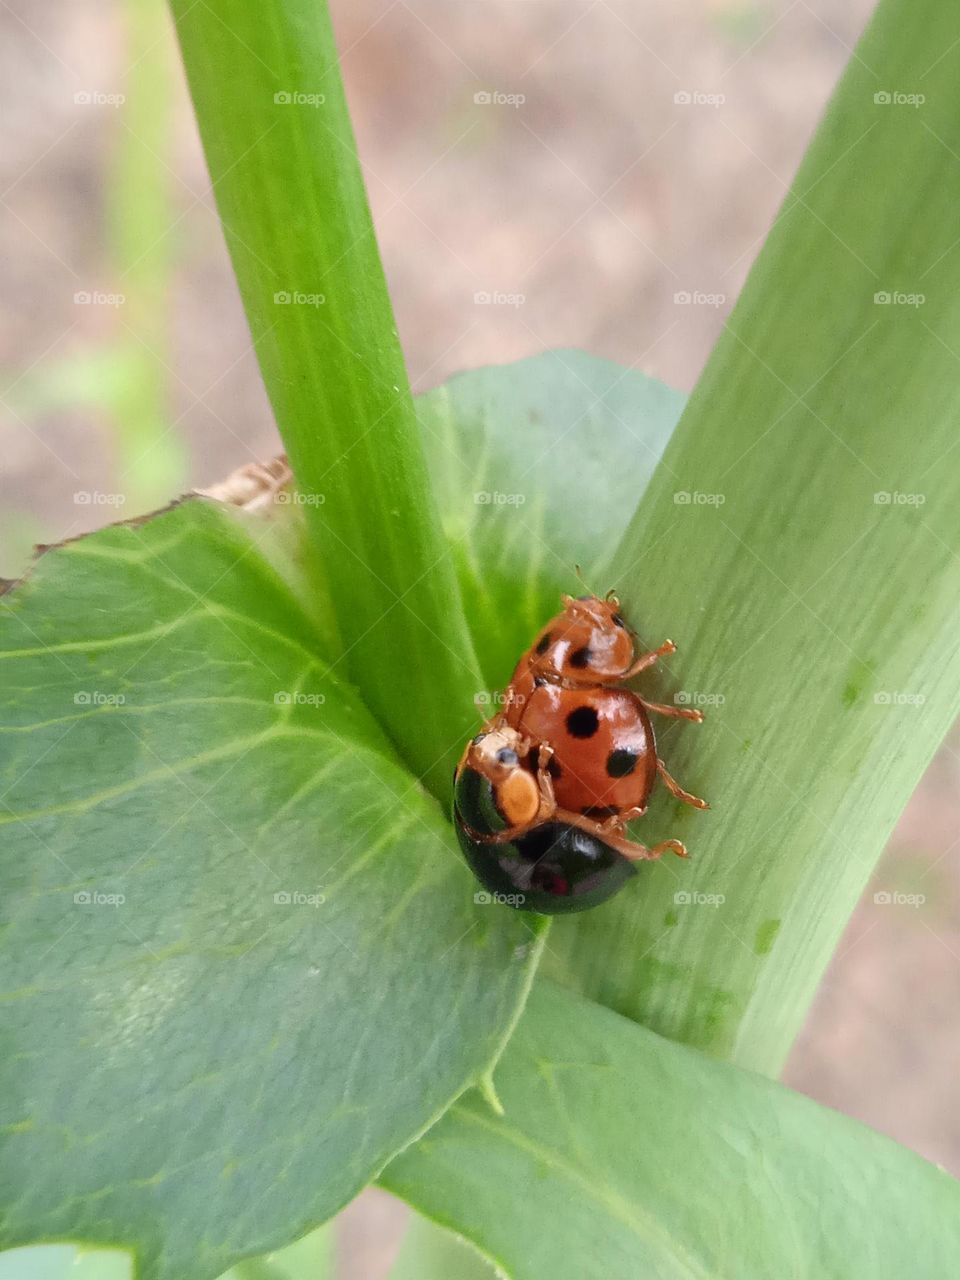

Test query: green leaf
[0,499,543,1280]
[551,0,960,1073]
[416,349,683,692]
[416,0,960,1076]
[383,980,960,1280]
[170,0,479,799]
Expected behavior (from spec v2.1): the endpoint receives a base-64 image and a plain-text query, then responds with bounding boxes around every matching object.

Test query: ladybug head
[466,725,528,784]
[527,592,635,681]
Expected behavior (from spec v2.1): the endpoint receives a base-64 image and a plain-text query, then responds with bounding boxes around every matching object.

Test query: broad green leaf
[416,349,683,693]
[170,0,479,799]
[553,0,960,1073]
[388,1214,496,1280]
[0,499,543,1280]
[382,980,960,1280]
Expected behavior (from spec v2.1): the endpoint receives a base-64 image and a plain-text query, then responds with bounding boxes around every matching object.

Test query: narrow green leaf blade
[552,0,960,1072]
[0,500,542,1280]
[169,0,480,798]
[383,981,960,1280]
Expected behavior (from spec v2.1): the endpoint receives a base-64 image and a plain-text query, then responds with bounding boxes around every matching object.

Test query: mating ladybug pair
[453,593,708,914]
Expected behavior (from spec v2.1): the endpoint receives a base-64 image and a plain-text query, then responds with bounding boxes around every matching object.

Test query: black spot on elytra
[566,705,600,738]
[582,804,619,819]
[546,756,562,779]
[569,646,592,669]
[606,748,638,778]
[535,631,552,655]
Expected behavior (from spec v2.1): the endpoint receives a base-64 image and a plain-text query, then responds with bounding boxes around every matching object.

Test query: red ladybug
[502,592,707,857]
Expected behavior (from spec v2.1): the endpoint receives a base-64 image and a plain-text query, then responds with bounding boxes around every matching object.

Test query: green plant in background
[1,0,959,1277]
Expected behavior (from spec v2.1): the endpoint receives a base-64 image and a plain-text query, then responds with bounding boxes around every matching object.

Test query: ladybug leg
[637,697,703,722]
[598,805,646,829]
[553,808,688,861]
[619,639,677,680]
[656,758,709,809]
[461,818,540,846]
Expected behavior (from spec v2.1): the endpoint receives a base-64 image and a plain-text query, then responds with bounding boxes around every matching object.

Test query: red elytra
[512,682,658,819]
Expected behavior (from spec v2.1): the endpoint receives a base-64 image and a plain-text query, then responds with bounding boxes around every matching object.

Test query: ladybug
[502,592,707,853]
[505,592,685,706]
[452,725,685,914]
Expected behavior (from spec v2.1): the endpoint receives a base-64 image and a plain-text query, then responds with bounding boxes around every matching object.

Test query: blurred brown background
[1,0,958,1273]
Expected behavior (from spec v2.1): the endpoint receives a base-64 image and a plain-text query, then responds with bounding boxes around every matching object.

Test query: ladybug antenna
[574,563,597,599]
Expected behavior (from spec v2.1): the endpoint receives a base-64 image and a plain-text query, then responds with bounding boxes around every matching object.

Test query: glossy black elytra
[452,726,636,915]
